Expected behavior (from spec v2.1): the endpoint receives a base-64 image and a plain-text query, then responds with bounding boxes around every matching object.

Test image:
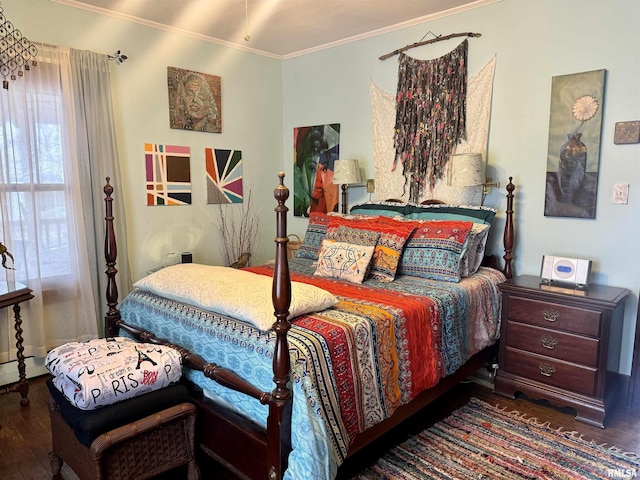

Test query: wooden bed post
[503,177,515,279]
[267,172,293,480]
[103,177,120,337]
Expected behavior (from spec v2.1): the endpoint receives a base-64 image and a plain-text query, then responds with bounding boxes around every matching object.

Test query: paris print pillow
[45,337,182,410]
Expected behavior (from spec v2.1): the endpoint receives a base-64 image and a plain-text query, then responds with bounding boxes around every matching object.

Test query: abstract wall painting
[293,123,340,217]
[145,143,192,206]
[167,66,222,133]
[544,69,605,219]
[206,148,243,204]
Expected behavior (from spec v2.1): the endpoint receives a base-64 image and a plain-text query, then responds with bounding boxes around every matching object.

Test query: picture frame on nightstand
[540,255,592,287]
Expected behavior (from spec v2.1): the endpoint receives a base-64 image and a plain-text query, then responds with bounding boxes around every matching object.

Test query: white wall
[5,0,639,374]
[5,0,283,278]
[282,0,640,374]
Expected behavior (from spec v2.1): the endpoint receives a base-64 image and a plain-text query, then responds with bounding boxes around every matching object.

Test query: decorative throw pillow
[400,219,491,278]
[294,211,332,260]
[313,240,375,284]
[403,204,497,225]
[45,337,183,410]
[351,202,497,225]
[460,223,491,277]
[349,202,409,218]
[327,225,381,246]
[398,220,473,282]
[326,215,416,282]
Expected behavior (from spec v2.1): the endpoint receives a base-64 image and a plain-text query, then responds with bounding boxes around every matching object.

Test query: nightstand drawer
[504,347,597,397]
[506,321,599,367]
[507,296,601,337]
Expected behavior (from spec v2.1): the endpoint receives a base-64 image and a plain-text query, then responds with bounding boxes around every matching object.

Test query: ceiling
[51,0,493,58]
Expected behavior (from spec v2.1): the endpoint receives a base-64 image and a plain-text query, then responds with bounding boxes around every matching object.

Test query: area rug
[352,397,640,479]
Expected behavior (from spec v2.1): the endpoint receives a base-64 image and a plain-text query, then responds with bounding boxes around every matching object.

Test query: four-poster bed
[102,173,515,480]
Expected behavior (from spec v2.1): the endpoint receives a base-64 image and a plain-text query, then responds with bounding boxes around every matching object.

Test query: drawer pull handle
[539,363,556,377]
[541,336,558,349]
[543,309,559,322]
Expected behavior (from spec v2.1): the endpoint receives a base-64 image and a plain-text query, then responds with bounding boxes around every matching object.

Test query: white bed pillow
[134,264,338,331]
[460,223,491,277]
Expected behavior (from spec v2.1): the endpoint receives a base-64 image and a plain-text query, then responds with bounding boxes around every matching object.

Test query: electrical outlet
[613,183,629,204]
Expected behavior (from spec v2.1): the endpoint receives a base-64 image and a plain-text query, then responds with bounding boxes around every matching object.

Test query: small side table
[0,281,34,406]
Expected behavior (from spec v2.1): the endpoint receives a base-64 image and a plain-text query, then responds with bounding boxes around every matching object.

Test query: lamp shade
[333,159,361,185]
[448,153,484,186]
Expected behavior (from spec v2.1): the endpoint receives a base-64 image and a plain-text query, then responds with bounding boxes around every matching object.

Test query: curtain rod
[379,32,481,61]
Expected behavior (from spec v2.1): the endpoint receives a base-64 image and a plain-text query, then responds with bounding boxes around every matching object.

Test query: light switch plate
[613,183,629,204]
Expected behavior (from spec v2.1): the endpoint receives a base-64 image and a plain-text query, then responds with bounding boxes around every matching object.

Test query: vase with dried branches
[213,189,260,268]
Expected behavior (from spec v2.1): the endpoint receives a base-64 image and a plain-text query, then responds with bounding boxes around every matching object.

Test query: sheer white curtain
[0,44,129,361]
[68,49,132,332]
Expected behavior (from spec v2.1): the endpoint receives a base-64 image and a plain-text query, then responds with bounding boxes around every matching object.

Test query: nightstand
[494,275,630,428]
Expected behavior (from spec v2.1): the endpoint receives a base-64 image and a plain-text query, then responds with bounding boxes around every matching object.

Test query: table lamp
[448,153,500,203]
[333,159,362,214]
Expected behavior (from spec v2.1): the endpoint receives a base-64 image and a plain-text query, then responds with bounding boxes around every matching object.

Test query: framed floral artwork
[544,69,606,219]
[167,67,222,133]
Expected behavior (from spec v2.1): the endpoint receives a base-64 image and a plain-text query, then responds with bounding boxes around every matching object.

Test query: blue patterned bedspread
[119,259,504,479]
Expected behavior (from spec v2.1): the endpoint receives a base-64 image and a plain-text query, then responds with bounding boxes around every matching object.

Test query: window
[0,44,121,358]
[0,66,73,282]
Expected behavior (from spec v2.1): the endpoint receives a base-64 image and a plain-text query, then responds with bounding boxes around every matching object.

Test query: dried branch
[378,32,481,61]
[214,188,260,267]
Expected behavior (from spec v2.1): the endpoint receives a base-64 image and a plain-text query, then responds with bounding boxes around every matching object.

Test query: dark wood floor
[2,374,639,479]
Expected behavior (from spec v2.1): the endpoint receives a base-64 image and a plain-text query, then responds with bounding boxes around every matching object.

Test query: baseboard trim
[615,372,636,408]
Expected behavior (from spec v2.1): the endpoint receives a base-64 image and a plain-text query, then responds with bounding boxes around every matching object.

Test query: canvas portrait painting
[293,124,340,217]
[168,66,222,133]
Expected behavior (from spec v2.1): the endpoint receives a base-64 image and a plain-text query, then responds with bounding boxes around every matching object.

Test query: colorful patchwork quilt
[118,259,504,479]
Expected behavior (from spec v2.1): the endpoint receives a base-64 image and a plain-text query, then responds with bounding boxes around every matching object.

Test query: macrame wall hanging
[381,32,481,204]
